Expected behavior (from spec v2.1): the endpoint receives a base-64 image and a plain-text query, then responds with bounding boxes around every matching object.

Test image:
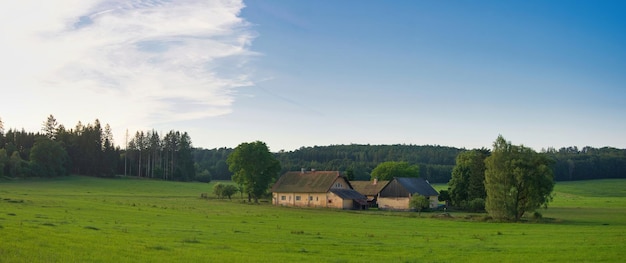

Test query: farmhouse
[271,170,368,209]
[377,177,439,211]
[350,179,389,206]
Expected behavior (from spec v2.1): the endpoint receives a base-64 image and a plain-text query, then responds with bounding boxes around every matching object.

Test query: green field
[1,177,625,262]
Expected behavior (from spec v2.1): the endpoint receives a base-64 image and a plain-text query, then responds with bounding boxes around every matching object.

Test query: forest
[196,144,626,183]
[0,116,196,182]
[1,116,625,183]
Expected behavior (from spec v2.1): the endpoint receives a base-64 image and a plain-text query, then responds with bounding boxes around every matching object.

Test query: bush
[195,169,211,183]
[468,198,485,212]
[221,185,239,199]
[213,183,238,199]
[410,195,430,215]
[213,183,224,199]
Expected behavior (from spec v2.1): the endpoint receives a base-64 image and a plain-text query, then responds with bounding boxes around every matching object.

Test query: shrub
[410,195,430,215]
[221,185,239,199]
[468,198,485,212]
[195,169,211,183]
[213,183,238,199]
[213,183,224,199]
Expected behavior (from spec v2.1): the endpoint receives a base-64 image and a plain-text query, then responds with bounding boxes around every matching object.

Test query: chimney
[373,178,378,185]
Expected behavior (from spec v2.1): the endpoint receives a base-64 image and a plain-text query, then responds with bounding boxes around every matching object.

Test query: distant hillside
[545,146,626,181]
[194,144,626,184]
[195,144,463,183]
[274,144,462,183]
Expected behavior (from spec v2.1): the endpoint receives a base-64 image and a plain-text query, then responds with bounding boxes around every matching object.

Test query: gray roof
[272,171,346,193]
[330,188,367,200]
[395,177,439,196]
[351,180,390,196]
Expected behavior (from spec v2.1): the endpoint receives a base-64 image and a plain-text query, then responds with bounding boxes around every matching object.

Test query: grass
[0,176,625,262]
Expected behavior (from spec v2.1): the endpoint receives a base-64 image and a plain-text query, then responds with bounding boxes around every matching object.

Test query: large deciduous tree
[371,161,419,181]
[227,141,281,203]
[29,137,69,177]
[484,135,554,221]
[448,148,490,207]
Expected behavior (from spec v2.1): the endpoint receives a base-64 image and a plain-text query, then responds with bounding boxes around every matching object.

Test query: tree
[8,151,25,177]
[448,149,489,207]
[213,183,225,199]
[222,185,239,199]
[0,116,4,146]
[29,137,69,177]
[438,189,450,207]
[371,161,419,181]
[175,132,195,181]
[42,114,58,140]
[196,168,212,183]
[227,141,281,203]
[0,149,8,177]
[484,135,555,221]
[213,183,239,199]
[410,195,430,215]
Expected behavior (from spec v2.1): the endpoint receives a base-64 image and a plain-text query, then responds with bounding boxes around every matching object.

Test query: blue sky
[1,0,624,151]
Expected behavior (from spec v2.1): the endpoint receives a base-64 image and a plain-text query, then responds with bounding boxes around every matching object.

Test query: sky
[1,0,624,152]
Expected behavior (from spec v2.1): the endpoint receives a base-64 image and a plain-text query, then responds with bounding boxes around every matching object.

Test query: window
[295,196,301,201]
[309,196,313,201]
[334,183,343,188]
[281,196,286,201]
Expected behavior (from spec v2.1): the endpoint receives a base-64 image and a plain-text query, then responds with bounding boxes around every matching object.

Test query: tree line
[0,115,196,181]
[545,146,626,181]
[194,144,461,182]
[125,130,196,181]
[2,115,624,184]
[195,144,626,183]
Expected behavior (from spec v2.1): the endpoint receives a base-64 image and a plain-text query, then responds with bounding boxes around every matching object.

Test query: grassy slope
[0,177,624,262]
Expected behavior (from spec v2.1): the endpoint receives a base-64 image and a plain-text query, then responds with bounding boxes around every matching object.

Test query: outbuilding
[377,177,439,210]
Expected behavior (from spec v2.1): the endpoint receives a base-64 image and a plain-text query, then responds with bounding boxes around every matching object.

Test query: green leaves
[371,161,419,181]
[485,136,555,221]
[448,149,489,207]
[227,141,281,203]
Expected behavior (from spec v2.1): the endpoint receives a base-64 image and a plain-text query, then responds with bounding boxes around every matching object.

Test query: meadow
[1,176,624,262]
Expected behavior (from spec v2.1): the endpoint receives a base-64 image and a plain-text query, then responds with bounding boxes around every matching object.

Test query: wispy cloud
[0,0,255,139]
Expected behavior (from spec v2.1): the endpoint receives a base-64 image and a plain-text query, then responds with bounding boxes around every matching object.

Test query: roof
[350,180,389,196]
[271,171,345,193]
[329,188,367,200]
[395,177,439,196]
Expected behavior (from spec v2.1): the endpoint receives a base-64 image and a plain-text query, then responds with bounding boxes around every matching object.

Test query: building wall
[326,191,353,209]
[272,176,353,209]
[273,192,330,208]
[428,195,438,208]
[273,191,353,209]
[330,177,350,190]
[377,197,410,210]
[377,195,438,210]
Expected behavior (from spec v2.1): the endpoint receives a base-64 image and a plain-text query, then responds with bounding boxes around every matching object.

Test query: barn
[377,177,439,210]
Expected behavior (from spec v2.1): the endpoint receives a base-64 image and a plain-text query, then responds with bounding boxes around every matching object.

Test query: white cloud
[0,0,255,143]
